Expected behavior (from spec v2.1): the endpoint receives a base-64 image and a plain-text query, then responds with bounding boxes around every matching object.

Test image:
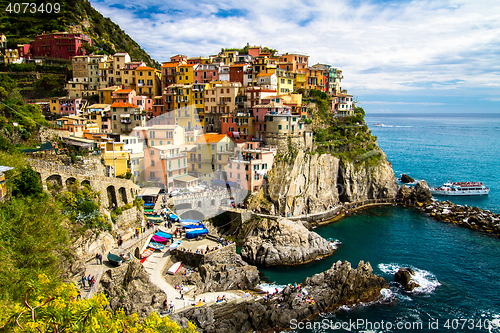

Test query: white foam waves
[256,283,285,294]
[378,263,441,294]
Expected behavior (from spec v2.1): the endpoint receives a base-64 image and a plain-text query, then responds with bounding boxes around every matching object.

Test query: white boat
[431,182,489,196]
[169,240,182,250]
[167,261,182,275]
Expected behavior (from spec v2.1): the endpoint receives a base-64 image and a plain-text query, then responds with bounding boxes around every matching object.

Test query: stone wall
[171,243,236,267]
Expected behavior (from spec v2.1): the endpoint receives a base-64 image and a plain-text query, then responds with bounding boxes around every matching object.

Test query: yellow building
[177,64,195,85]
[135,66,161,98]
[49,98,60,114]
[276,69,295,95]
[0,166,14,201]
[98,86,120,104]
[4,49,19,64]
[294,70,307,91]
[192,134,234,181]
[170,84,204,130]
[100,141,130,177]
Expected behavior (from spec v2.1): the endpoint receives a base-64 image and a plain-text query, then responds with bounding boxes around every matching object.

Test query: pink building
[112,89,136,104]
[57,97,83,115]
[30,32,92,60]
[226,142,277,192]
[193,64,220,83]
[143,145,193,190]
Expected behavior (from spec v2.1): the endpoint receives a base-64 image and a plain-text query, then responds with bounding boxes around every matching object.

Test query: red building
[229,64,251,85]
[193,64,219,84]
[30,32,92,60]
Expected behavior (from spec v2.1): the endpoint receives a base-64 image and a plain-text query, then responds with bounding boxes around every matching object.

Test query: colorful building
[0,166,14,202]
[226,143,277,192]
[30,32,92,60]
[194,63,220,83]
[192,134,234,181]
[49,97,84,115]
[177,64,195,85]
[109,102,146,135]
[278,53,309,72]
[135,66,161,98]
[203,81,241,133]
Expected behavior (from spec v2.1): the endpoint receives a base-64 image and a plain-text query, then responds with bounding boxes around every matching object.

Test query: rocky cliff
[173,260,389,332]
[249,150,397,216]
[240,218,335,266]
[99,261,166,317]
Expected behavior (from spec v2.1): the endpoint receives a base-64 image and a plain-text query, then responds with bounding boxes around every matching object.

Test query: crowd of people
[80,274,96,289]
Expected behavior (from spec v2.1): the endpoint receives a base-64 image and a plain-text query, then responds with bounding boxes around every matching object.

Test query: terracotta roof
[196,133,227,144]
[110,102,138,108]
[161,63,180,68]
[115,89,134,93]
[136,66,154,70]
[179,64,195,67]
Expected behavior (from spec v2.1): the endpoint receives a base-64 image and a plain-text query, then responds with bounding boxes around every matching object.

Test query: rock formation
[166,250,260,293]
[173,260,389,332]
[99,261,166,317]
[240,218,335,266]
[397,180,432,204]
[400,174,415,183]
[394,267,420,291]
[248,150,398,216]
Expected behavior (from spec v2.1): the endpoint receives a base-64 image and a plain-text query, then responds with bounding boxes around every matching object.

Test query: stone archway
[82,180,91,188]
[179,210,205,221]
[107,185,117,209]
[175,202,192,210]
[118,187,128,205]
[66,177,77,187]
[197,201,202,208]
[46,175,63,189]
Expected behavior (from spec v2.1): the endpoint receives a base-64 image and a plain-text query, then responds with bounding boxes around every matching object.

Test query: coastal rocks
[166,251,260,293]
[99,260,165,317]
[400,174,415,183]
[394,268,420,291]
[73,229,117,263]
[174,260,389,332]
[418,200,500,236]
[249,149,398,217]
[397,180,432,204]
[240,218,335,266]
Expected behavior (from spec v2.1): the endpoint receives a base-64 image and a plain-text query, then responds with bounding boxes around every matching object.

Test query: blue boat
[148,242,165,250]
[186,228,209,239]
[168,213,179,222]
[183,223,205,229]
[143,202,155,207]
[154,231,172,239]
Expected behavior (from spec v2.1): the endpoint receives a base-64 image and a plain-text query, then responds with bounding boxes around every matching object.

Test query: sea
[258,113,500,332]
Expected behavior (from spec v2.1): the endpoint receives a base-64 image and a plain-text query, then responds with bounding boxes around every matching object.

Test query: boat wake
[378,263,441,294]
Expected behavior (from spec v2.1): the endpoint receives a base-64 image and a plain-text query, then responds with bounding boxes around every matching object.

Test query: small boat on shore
[148,242,165,250]
[167,261,182,274]
[169,240,182,250]
[431,182,489,196]
[141,247,155,259]
[107,252,128,266]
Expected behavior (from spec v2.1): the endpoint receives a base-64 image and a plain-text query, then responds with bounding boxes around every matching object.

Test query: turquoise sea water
[259,113,500,332]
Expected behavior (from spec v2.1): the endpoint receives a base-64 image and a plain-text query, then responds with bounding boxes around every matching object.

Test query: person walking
[95,253,100,265]
[98,253,103,265]
[81,275,87,288]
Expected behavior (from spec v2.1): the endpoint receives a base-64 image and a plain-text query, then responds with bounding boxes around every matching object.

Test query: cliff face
[250,150,397,216]
[240,218,335,266]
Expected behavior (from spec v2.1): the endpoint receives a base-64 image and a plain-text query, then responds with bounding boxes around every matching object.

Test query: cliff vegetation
[0,0,157,67]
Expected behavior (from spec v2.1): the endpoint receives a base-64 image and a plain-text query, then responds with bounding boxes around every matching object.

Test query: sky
[89,0,500,114]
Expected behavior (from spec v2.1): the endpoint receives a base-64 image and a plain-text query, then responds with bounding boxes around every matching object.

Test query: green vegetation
[0,0,158,67]
[56,180,112,232]
[0,274,198,332]
[222,45,278,56]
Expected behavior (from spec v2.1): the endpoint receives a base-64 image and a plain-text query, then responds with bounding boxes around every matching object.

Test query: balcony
[120,119,132,124]
[166,164,188,171]
[160,151,187,159]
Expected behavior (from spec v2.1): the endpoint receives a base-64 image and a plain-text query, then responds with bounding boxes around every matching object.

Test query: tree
[12,165,43,197]
[0,274,198,333]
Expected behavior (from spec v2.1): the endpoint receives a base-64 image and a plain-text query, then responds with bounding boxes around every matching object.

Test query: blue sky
[90,0,500,114]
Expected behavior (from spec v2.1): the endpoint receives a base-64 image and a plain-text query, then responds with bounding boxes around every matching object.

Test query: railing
[159,152,187,159]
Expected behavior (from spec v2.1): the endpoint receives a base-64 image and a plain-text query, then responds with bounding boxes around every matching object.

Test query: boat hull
[431,189,490,196]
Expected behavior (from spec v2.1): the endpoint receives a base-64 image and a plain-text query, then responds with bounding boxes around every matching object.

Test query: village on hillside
[0,32,355,196]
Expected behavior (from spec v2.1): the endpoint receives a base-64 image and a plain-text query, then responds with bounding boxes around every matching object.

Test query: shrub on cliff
[0,274,198,333]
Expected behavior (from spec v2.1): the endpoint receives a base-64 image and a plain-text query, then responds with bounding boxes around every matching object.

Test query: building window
[151,150,154,155]
[150,172,155,179]
[151,160,155,166]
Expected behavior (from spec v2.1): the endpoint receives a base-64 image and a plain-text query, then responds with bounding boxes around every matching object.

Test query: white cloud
[89,0,500,98]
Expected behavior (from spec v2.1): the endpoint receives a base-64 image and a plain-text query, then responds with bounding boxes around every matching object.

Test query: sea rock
[247,150,398,216]
[412,180,432,203]
[99,261,165,317]
[174,260,389,332]
[240,218,335,266]
[394,267,420,291]
[400,174,415,183]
